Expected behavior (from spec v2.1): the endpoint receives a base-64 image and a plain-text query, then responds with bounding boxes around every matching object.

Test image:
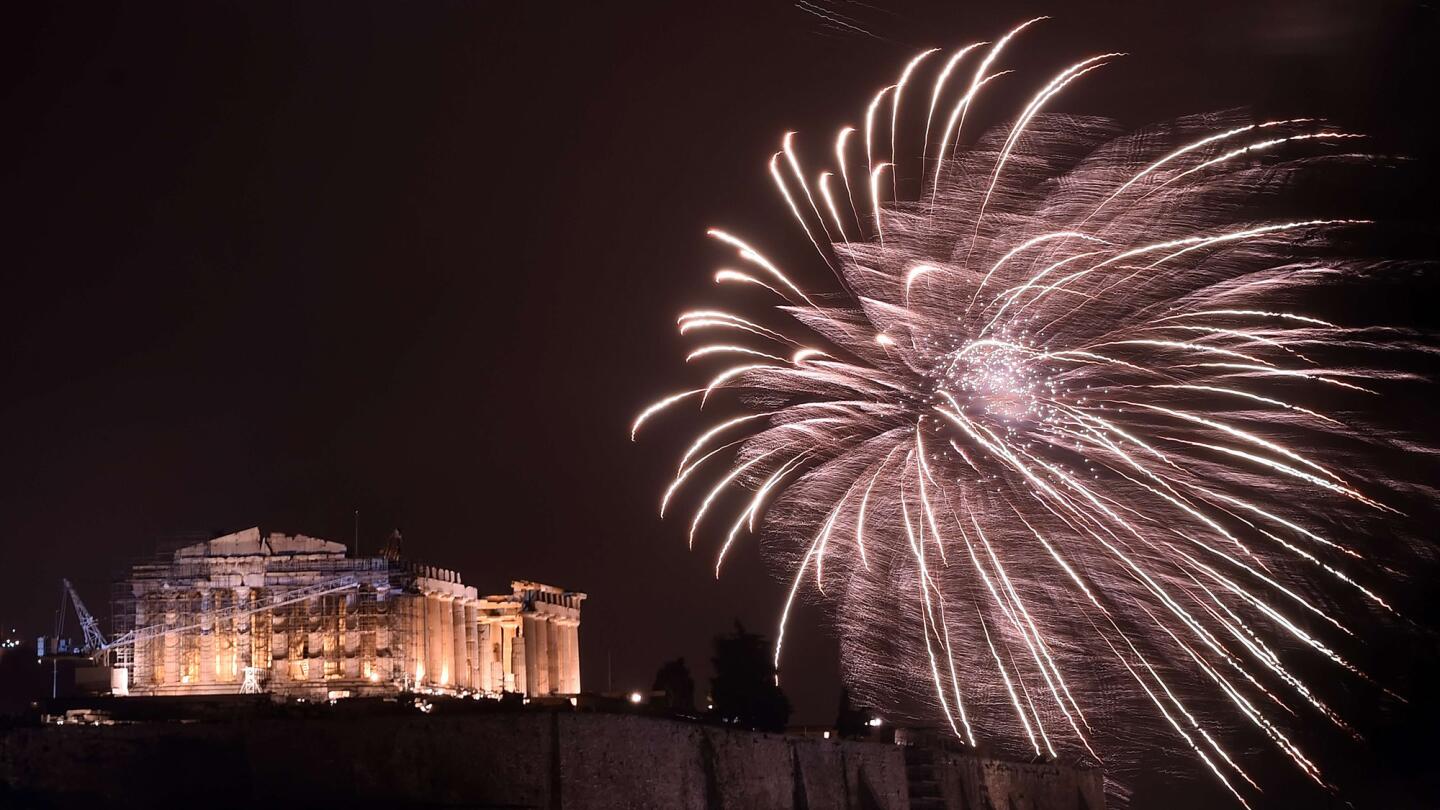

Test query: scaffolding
[108,549,417,696]
[94,528,570,700]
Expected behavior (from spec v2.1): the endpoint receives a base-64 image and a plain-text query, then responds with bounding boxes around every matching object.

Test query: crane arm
[62,578,108,653]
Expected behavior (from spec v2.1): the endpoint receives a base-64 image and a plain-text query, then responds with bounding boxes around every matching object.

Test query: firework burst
[634,18,1431,804]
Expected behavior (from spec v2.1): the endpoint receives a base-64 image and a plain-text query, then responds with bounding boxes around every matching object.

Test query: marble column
[524,615,551,695]
[550,620,567,693]
[198,590,215,685]
[504,623,516,692]
[545,618,561,696]
[426,595,444,686]
[450,598,466,689]
[511,626,526,695]
[163,596,178,686]
[213,591,230,683]
[411,595,426,684]
[439,595,456,687]
[235,587,252,683]
[134,599,151,688]
[500,623,514,692]
[463,602,479,690]
[374,592,391,682]
[477,621,493,693]
[567,621,582,693]
[344,592,360,680]
[306,596,323,682]
[270,604,288,686]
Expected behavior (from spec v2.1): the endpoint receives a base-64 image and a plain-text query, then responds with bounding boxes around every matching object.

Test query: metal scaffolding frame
[107,552,421,694]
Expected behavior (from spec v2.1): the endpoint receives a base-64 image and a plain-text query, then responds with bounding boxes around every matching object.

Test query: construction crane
[60,578,108,653]
[42,579,111,698]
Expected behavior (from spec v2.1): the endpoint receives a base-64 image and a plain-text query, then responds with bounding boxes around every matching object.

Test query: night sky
[2,2,1437,807]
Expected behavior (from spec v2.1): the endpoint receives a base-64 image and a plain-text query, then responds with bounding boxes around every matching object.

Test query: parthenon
[110,527,584,699]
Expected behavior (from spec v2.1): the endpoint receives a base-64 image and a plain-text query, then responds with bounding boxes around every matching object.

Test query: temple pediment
[173,527,348,559]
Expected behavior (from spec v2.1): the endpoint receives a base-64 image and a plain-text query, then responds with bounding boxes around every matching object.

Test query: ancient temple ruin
[108,527,583,700]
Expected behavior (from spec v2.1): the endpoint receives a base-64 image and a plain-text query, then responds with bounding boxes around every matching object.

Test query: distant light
[823,731,831,739]
[868,717,883,727]
[629,691,644,704]
[569,697,578,707]
[367,671,380,683]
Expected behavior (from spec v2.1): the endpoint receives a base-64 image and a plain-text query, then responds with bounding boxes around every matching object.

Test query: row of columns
[131,587,383,690]
[412,593,578,696]
[125,585,581,698]
[520,614,581,696]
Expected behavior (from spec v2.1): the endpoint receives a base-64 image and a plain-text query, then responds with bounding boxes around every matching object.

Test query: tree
[651,657,695,713]
[709,621,791,732]
[834,686,871,739]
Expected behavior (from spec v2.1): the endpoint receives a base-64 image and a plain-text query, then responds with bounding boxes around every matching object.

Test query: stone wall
[0,709,1099,809]
[929,748,1106,810]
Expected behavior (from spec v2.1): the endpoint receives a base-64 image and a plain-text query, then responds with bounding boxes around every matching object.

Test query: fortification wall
[0,709,1098,809]
[930,748,1106,810]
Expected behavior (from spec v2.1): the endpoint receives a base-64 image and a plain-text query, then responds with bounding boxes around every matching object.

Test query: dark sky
[2,2,1436,807]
